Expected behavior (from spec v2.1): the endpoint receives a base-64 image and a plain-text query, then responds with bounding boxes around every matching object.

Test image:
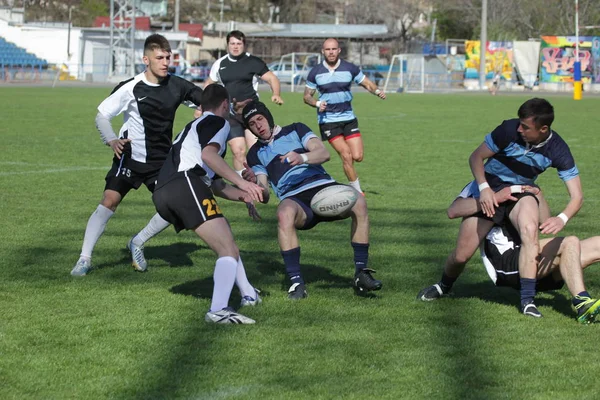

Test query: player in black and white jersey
[152,84,265,324]
[202,30,283,176]
[71,34,204,276]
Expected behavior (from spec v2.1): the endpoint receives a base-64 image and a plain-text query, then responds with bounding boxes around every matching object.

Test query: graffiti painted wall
[592,37,600,84]
[464,41,513,79]
[540,36,594,83]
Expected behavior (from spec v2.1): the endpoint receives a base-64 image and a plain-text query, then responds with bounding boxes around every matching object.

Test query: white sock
[349,178,362,193]
[209,256,238,312]
[236,257,255,298]
[80,204,114,259]
[236,169,245,177]
[132,213,170,246]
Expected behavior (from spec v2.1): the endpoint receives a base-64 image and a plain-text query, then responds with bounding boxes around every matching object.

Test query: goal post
[273,52,321,92]
[383,54,425,93]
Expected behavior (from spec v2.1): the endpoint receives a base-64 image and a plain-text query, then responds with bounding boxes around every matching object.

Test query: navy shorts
[319,119,361,142]
[288,182,348,230]
[105,156,161,197]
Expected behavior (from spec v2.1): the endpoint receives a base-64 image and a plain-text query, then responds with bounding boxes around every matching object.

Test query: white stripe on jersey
[185,171,207,221]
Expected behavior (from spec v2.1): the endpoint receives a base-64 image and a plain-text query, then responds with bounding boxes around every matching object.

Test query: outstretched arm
[540,176,583,235]
[358,76,386,99]
[281,137,330,166]
[260,71,283,105]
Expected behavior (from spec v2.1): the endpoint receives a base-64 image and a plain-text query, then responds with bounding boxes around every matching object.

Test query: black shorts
[319,119,361,142]
[227,117,245,141]
[288,182,348,230]
[475,192,539,226]
[152,174,224,233]
[105,156,161,197]
[483,242,565,292]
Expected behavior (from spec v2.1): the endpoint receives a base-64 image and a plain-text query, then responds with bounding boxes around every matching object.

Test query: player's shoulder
[492,118,519,136]
[109,73,143,95]
[340,59,360,71]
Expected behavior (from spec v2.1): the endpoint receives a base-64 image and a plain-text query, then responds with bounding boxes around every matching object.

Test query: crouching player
[152,84,264,324]
[240,101,382,299]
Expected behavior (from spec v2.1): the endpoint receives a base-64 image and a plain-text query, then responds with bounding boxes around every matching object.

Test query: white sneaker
[127,237,147,272]
[240,288,262,307]
[205,307,256,324]
[71,258,92,276]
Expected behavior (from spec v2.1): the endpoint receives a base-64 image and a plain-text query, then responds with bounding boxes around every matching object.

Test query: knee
[100,193,121,211]
[351,196,368,218]
[339,150,353,164]
[519,222,539,243]
[231,145,246,160]
[562,235,580,250]
[353,152,364,163]
[277,208,296,230]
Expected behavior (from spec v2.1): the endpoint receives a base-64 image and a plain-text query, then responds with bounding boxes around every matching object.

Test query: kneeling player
[482,222,600,324]
[240,101,382,299]
[153,84,264,324]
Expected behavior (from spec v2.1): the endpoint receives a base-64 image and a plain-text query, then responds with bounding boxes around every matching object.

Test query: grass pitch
[1,87,600,399]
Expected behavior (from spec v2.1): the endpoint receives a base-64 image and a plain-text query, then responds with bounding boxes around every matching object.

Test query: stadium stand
[0,36,48,80]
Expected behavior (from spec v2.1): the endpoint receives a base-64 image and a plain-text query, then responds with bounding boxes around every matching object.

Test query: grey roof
[246,23,390,39]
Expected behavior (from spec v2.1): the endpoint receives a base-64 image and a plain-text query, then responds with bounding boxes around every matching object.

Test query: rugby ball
[310,185,358,217]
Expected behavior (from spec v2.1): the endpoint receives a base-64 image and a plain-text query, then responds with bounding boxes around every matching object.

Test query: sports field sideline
[2,87,600,399]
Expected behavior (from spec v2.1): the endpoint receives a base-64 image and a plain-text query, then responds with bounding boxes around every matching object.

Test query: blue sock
[520,278,537,307]
[281,247,303,285]
[573,291,591,308]
[351,242,369,274]
[439,272,457,293]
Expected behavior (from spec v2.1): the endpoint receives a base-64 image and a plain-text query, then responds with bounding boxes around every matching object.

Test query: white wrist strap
[478,182,490,191]
[300,154,309,164]
[315,100,322,108]
[510,185,522,194]
[557,213,569,225]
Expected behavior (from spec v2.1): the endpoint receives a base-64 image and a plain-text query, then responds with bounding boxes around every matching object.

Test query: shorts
[152,173,224,233]
[288,182,348,230]
[481,242,565,292]
[456,181,539,226]
[105,156,161,197]
[319,119,361,142]
[227,117,245,141]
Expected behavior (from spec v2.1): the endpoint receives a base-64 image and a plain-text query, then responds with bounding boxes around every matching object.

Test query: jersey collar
[323,59,341,72]
[525,131,553,152]
[226,52,249,62]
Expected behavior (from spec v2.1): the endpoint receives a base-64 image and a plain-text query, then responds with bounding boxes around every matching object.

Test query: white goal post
[383,54,425,93]
[272,52,321,92]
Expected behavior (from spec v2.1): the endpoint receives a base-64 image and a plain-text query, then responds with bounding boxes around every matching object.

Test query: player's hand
[231,98,252,115]
[237,180,264,203]
[239,195,261,221]
[271,95,284,105]
[479,187,498,217]
[108,138,131,159]
[494,187,517,204]
[241,162,257,183]
[522,185,541,195]
[280,152,304,166]
[318,100,327,112]
[375,90,386,100]
[540,217,565,235]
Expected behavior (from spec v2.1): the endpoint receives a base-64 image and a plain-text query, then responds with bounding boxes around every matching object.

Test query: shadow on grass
[452,281,573,318]
[93,242,206,270]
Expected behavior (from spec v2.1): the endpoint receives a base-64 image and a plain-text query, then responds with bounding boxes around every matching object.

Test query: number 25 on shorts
[202,199,222,216]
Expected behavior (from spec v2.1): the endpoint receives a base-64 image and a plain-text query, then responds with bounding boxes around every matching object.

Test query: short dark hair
[144,34,171,54]
[201,84,229,111]
[517,98,554,128]
[226,30,246,45]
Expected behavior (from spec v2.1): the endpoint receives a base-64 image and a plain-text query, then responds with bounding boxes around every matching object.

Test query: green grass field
[2,87,600,399]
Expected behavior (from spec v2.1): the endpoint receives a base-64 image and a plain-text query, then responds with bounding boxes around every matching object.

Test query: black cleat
[521,301,543,318]
[354,268,382,293]
[287,283,308,300]
[417,284,445,301]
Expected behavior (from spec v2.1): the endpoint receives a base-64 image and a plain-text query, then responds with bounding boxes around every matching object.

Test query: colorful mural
[539,36,593,83]
[592,37,600,84]
[464,41,513,79]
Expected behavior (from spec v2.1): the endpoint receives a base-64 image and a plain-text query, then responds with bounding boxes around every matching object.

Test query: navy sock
[281,247,303,285]
[573,291,591,308]
[439,272,457,293]
[351,242,369,274]
[520,278,537,306]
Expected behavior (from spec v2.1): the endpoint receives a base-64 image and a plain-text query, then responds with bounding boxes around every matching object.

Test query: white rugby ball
[310,185,359,217]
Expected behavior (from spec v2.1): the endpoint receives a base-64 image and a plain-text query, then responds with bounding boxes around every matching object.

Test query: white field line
[0,166,106,176]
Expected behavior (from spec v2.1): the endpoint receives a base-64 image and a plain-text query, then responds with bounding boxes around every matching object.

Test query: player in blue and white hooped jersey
[71,34,204,277]
[303,38,386,195]
[418,98,583,319]
[240,101,382,300]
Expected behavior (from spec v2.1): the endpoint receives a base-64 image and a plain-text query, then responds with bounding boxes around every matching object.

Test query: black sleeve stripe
[110,77,135,95]
[197,116,227,148]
